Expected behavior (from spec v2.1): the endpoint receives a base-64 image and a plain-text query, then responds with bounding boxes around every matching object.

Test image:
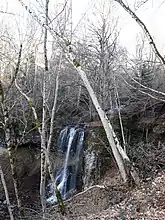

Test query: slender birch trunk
[43,52,65,213]
[40,1,49,218]
[114,81,126,153]
[44,151,65,214]
[0,165,14,220]
[46,52,62,154]
[40,74,47,218]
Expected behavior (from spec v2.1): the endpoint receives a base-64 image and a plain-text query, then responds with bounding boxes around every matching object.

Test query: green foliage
[54,185,65,215]
[28,99,34,108]
[35,119,41,128]
[65,40,71,47]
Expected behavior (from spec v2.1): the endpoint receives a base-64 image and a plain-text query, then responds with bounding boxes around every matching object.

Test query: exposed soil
[48,171,165,220]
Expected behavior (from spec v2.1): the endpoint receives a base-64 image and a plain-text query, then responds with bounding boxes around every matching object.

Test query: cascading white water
[58,127,76,199]
[47,126,84,204]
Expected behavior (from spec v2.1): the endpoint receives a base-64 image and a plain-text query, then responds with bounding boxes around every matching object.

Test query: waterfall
[58,127,76,198]
[47,126,84,204]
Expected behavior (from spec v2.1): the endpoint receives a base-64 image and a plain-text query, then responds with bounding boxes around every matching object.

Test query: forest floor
[46,169,165,220]
[1,153,165,219]
[85,171,165,220]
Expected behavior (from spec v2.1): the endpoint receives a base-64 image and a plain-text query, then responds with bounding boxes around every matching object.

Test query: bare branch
[120,65,165,97]
[15,80,41,134]
[0,10,16,16]
[114,0,165,66]
[5,44,23,98]
[48,0,68,25]
[134,0,149,10]
[121,75,165,102]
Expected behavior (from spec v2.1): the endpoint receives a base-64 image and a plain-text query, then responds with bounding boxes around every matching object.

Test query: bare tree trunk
[0,165,14,220]
[8,148,23,216]
[114,81,126,153]
[40,77,47,219]
[70,64,127,182]
[46,52,62,154]
[44,151,65,214]
[40,0,49,218]
[77,85,82,109]
[43,51,65,213]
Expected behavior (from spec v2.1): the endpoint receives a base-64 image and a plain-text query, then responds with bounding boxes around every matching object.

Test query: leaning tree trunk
[72,65,139,184]
[68,62,126,182]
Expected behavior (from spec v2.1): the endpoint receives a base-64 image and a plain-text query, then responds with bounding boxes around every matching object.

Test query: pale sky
[0,0,165,57]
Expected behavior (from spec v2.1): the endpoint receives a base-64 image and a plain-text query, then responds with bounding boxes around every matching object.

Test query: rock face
[83,126,117,189]
[0,144,41,219]
[0,145,41,197]
[83,150,99,189]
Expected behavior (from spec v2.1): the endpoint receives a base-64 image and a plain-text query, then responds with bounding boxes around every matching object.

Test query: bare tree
[87,9,119,111]
[39,0,49,217]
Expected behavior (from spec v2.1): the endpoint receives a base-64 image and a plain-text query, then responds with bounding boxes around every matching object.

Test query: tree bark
[40,0,49,218]
[0,165,14,220]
